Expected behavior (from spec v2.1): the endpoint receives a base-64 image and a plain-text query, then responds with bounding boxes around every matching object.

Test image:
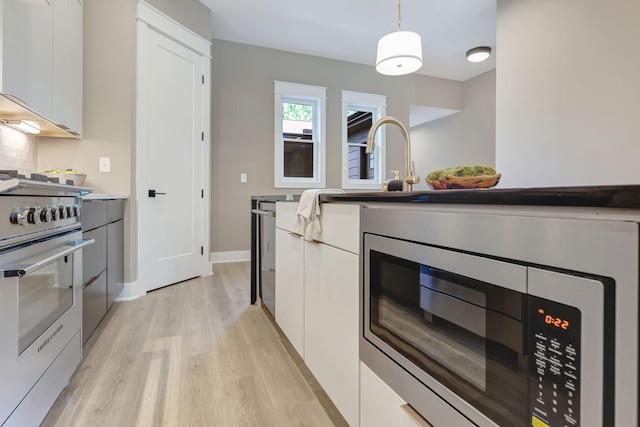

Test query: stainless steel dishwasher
[252,200,276,316]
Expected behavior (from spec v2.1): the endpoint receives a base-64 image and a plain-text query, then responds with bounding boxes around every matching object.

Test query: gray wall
[411,69,496,191]
[146,0,211,40]
[496,0,640,187]
[210,39,469,253]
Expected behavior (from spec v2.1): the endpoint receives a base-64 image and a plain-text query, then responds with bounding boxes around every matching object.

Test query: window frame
[341,90,387,190]
[274,81,327,188]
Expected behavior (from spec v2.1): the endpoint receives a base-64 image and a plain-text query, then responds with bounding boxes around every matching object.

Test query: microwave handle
[0,239,94,278]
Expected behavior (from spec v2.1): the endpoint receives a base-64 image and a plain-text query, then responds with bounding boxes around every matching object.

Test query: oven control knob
[59,205,68,219]
[10,208,29,226]
[50,206,60,221]
[73,205,80,218]
[40,207,52,223]
[27,207,42,225]
[65,205,74,218]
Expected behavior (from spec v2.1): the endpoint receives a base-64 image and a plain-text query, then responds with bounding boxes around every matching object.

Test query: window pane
[348,146,375,179]
[347,110,375,179]
[283,102,313,140]
[284,141,314,178]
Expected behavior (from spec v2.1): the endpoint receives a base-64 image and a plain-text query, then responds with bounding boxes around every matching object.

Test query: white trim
[341,90,387,190]
[274,81,327,189]
[211,250,251,264]
[274,81,327,98]
[115,281,146,301]
[136,0,211,58]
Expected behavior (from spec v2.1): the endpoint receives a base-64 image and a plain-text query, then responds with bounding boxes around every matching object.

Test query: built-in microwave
[360,206,638,427]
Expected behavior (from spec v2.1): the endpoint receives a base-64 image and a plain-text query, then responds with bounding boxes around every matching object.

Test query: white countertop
[83,193,129,200]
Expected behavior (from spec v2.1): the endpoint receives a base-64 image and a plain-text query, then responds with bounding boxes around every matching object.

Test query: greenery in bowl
[426,165,497,181]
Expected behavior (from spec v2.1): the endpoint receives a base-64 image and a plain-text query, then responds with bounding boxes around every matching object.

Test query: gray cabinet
[81,199,125,344]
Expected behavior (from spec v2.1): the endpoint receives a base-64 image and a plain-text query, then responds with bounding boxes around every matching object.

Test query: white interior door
[137,21,205,293]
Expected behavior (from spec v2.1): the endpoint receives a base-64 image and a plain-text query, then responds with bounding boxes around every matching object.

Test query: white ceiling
[199,0,496,82]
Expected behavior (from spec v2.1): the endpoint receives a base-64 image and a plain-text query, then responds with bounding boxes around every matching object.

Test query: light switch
[99,157,111,173]
[240,173,247,183]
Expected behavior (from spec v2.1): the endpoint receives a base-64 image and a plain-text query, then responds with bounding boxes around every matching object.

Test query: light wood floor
[42,262,347,427]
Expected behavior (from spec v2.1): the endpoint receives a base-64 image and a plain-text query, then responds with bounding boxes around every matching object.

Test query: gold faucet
[366,116,420,191]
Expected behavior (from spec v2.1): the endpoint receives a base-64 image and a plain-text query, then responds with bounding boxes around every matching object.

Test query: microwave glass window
[368,250,528,426]
[18,255,74,354]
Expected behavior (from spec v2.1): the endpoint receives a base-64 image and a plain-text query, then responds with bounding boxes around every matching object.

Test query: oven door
[362,233,529,427]
[0,230,93,424]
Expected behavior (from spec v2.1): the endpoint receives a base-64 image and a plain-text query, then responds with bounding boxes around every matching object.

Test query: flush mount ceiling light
[466,46,492,63]
[376,0,423,76]
[2,120,41,134]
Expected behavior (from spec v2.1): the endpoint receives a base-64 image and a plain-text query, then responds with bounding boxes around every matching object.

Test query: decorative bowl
[45,172,87,186]
[426,173,501,190]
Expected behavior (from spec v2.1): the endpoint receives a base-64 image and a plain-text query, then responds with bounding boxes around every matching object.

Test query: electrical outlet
[99,157,111,173]
[241,173,247,183]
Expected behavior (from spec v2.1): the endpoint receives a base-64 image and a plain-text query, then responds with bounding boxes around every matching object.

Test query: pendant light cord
[397,0,402,31]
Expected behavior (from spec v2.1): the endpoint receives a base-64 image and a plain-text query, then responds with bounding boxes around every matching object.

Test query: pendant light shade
[376,0,423,76]
[376,30,423,76]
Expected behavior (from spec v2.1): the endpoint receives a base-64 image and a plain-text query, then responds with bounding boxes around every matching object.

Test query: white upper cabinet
[1,0,83,137]
[52,0,83,135]
[1,0,55,118]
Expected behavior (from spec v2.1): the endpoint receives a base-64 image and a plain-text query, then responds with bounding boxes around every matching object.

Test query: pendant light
[376,0,423,76]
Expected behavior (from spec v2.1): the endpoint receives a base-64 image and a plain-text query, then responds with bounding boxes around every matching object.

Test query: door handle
[148,189,167,198]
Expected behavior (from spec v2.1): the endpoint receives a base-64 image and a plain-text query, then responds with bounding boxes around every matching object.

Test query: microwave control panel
[529,296,581,427]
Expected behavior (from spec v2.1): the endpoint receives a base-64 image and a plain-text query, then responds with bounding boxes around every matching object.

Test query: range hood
[0,94,80,139]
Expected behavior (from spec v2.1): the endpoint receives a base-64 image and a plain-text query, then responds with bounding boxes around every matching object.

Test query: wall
[496,0,640,187]
[211,39,466,254]
[0,125,38,174]
[411,69,496,191]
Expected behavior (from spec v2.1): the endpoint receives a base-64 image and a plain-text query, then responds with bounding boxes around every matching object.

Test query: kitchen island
[276,185,640,427]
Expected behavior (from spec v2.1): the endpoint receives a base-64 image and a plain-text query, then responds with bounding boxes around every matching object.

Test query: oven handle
[251,209,276,217]
[0,239,95,278]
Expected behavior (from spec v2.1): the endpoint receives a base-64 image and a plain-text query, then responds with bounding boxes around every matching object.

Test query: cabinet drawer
[82,227,106,284]
[314,204,360,254]
[81,200,107,231]
[107,199,124,223]
[275,201,298,233]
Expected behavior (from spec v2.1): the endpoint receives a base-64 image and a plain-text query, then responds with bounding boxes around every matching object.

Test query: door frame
[133,1,212,296]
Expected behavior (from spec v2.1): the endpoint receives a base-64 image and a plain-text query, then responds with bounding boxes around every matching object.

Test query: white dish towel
[294,189,344,240]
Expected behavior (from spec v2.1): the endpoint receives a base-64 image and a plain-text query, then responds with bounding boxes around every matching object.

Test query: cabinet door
[304,241,359,427]
[2,0,54,118]
[52,0,83,134]
[360,362,430,427]
[274,228,304,357]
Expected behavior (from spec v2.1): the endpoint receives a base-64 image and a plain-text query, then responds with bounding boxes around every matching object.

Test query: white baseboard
[115,281,146,301]
[211,250,250,264]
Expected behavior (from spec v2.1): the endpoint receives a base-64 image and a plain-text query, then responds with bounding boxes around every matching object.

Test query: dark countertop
[319,185,640,209]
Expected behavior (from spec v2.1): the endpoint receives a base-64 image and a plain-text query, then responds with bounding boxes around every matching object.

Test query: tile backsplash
[0,125,38,175]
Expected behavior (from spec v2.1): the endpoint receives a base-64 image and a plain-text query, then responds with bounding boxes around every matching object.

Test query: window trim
[274,81,327,188]
[341,90,387,190]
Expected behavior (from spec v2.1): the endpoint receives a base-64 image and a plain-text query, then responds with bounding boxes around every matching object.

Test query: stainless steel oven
[360,206,638,427]
[0,173,92,426]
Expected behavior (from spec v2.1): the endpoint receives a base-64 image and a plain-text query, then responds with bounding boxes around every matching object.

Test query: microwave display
[529,296,581,427]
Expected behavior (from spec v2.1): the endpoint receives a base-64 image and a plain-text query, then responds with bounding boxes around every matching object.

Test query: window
[341,91,387,189]
[274,81,327,188]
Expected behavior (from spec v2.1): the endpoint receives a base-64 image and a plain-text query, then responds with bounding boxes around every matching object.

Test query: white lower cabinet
[304,241,359,427]
[360,362,429,427]
[274,228,305,357]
